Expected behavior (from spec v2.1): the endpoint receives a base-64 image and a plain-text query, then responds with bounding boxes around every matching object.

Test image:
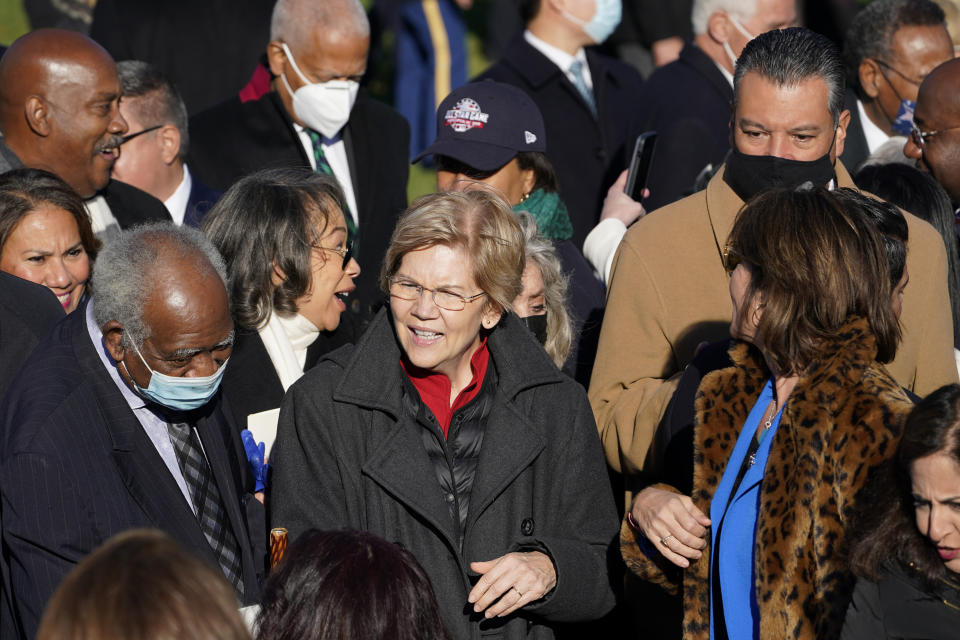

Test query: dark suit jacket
[840,89,871,173]
[634,43,733,211]
[189,91,410,319]
[478,37,645,248]
[0,273,64,402]
[102,179,172,228]
[183,176,222,228]
[89,0,273,115]
[0,304,264,638]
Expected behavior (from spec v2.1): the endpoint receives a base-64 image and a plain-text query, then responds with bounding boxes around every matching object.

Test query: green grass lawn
[0,0,28,46]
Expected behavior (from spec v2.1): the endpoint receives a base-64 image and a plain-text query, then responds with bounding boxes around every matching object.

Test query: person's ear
[859,59,882,99]
[266,40,288,78]
[480,303,502,330]
[519,167,536,197]
[706,11,732,44]
[158,125,181,166]
[25,96,51,137]
[271,261,287,287]
[102,321,127,363]
[834,108,851,159]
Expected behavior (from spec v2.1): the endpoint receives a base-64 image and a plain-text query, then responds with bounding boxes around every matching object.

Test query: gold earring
[520,192,530,203]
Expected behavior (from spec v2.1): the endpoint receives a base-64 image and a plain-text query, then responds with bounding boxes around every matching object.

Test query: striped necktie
[569,60,597,118]
[306,129,358,246]
[167,421,244,598]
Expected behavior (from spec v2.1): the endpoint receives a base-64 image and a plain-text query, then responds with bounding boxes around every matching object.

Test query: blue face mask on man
[563,0,622,44]
[876,61,918,137]
[126,344,229,412]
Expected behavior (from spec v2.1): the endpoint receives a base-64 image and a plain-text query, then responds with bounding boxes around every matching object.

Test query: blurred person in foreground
[590,26,956,482]
[842,384,960,638]
[256,529,450,640]
[36,529,250,640]
[622,186,913,639]
[203,168,360,452]
[269,190,618,638]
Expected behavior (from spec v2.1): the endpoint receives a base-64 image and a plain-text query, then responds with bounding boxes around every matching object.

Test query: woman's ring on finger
[660,534,674,546]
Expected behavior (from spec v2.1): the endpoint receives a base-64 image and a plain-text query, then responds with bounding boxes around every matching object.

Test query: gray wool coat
[269,310,619,639]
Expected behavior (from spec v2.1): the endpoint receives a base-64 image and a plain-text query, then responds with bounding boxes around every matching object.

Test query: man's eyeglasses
[388,277,486,311]
[313,241,354,270]
[874,60,923,87]
[910,121,960,148]
[120,124,163,145]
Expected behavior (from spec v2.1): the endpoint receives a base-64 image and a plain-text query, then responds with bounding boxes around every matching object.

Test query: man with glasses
[590,27,956,482]
[841,0,952,169]
[905,57,960,210]
[112,61,221,228]
[0,30,170,237]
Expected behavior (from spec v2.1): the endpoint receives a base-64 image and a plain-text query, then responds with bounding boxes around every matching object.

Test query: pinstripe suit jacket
[0,302,264,638]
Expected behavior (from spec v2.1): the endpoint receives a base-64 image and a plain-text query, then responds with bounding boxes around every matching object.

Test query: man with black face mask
[589,26,957,479]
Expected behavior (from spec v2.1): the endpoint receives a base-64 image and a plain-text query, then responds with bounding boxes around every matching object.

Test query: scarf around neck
[513,188,573,241]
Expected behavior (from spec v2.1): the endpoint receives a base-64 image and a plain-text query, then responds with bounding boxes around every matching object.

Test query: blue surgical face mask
[126,344,228,411]
[891,98,916,137]
[564,0,622,44]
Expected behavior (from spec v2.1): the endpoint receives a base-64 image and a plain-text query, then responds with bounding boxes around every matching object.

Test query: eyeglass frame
[722,245,744,273]
[387,276,487,311]
[120,124,164,145]
[873,59,924,88]
[312,241,354,270]
[910,121,960,148]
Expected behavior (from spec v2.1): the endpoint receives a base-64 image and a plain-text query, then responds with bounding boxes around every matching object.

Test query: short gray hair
[270,0,369,50]
[691,0,757,35]
[92,223,228,348]
[734,27,845,125]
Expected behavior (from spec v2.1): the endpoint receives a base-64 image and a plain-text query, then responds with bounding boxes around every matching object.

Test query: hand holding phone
[625,132,658,202]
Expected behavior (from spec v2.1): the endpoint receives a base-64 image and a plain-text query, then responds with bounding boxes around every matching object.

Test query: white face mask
[562,0,622,44]
[721,15,756,69]
[280,43,360,138]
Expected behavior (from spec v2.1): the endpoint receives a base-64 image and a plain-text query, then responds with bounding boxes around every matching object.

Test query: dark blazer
[270,310,619,639]
[0,304,264,638]
[89,0,273,115]
[182,175,222,228]
[0,273,64,402]
[477,37,645,248]
[102,179,172,228]
[840,89,871,173]
[189,90,410,319]
[635,43,733,212]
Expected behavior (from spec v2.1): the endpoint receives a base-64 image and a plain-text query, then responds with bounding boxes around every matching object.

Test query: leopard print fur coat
[621,316,913,639]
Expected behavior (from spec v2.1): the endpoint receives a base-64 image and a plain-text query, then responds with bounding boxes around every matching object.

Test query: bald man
[0,29,170,236]
[905,57,960,206]
[0,224,264,638]
[189,0,410,322]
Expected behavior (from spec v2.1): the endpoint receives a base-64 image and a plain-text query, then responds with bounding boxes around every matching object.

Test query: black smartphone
[624,131,658,202]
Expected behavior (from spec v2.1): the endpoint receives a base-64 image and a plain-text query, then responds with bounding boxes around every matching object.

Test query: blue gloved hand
[241,429,270,493]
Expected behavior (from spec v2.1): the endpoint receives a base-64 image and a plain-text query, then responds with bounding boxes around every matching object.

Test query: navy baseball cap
[413,80,547,171]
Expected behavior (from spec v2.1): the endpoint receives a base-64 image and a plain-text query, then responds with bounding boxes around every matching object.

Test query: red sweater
[401,339,490,438]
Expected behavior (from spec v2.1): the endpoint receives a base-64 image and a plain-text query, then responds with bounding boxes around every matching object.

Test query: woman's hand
[600,170,647,227]
[468,551,557,618]
[631,487,711,568]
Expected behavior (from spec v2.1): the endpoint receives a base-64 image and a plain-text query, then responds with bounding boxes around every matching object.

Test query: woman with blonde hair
[270,190,618,639]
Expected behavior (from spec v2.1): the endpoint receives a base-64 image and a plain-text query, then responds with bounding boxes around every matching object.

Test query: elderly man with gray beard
[0,224,264,639]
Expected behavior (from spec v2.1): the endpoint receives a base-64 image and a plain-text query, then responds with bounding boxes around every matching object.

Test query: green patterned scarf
[513,188,573,242]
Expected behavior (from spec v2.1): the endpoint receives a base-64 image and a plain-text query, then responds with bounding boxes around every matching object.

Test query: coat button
[446,493,455,503]
[520,518,534,536]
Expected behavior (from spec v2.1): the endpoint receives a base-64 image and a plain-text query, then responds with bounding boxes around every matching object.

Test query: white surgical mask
[563,0,622,44]
[280,43,360,138]
[721,15,755,69]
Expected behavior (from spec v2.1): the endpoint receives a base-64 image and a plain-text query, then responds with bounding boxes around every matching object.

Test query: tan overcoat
[589,163,957,474]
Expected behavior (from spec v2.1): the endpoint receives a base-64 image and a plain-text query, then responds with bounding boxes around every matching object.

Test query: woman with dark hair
[257,529,451,640]
[37,529,250,640]
[202,167,360,441]
[622,186,914,639]
[0,167,100,313]
[855,162,960,359]
[417,80,607,380]
[842,384,960,638]
[270,190,618,639]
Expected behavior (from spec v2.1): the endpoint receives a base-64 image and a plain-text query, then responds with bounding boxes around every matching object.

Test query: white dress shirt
[163,164,193,226]
[293,123,359,229]
[524,29,593,90]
